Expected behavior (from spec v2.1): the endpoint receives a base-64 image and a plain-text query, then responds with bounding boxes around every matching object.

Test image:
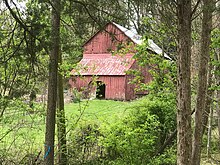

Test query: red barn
[69,22,169,100]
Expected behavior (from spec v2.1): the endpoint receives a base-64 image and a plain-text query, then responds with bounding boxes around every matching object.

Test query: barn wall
[125,61,153,100]
[125,61,137,100]
[69,22,154,101]
[125,74,135,100]
[83,23,134,54]
[69,75,126,100]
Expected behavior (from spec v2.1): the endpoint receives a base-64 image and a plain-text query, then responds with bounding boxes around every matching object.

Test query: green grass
[0,99,130,158]
[65,99,130,123]
[2,99,219,164]
[0,104,46,162]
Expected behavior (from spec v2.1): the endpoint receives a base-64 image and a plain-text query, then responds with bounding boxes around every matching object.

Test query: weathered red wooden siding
[125,61,137,100]
[83,23,133,54]
[125,61,153,100]
[69,22,154,101]
[69,75,126,100]
[125,74,135,100]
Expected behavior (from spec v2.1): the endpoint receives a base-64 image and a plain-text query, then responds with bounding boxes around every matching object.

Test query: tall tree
[44,0,60,164]
[176,0,192,165]
[202,62,214,135]
[192,0,213,164]
[57,26,67,165]
[215,35,220,147]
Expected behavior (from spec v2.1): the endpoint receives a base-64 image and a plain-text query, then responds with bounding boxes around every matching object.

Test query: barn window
[96,81,105,99]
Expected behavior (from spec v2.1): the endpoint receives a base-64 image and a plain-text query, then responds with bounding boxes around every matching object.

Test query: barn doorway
[96,81,105,99]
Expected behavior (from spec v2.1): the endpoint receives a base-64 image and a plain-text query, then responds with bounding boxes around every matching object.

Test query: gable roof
[83,22,171,60]
[72,22,172,76]
[112,22,142,44]
[112,22,172,60]
[72,54,135,76]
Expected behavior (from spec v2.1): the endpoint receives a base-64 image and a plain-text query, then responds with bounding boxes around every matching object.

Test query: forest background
[0,0,220,165]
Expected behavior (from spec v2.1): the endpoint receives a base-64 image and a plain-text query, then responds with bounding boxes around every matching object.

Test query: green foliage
[142,16,177,59]
[0,98,45,164]
[101,110,159,164]
[64,100,130,164]
[209,28,220,91]
[202,129,220,154]
[64,98,176,164]
[130,39,176,101]
[148,146,176,165]
[68,121,102,164]
[1,97,176,164]
[124,16,177,101]
[211,28,220,50]
[0,1,49,99]
[0,1,179,164]
[99,98,176,164]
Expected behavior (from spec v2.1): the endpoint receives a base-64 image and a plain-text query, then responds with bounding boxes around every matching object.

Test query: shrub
[67,97,176,164]
[67,122,103,164]
[100,97,176,164]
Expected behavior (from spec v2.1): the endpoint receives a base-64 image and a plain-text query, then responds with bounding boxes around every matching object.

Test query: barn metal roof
[72,22,172,76]
[112,22,142,44]
[113,22,172,60]
[72,54,135,76]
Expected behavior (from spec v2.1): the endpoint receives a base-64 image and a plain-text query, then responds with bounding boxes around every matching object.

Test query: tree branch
[191,0,202,17]
[155,109,195,155]
[3,0,49,55]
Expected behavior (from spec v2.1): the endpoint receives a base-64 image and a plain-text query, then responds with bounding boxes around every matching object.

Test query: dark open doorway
[96,81,105,99]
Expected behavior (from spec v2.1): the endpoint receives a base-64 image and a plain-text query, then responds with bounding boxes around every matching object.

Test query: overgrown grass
[65,99,130,123]
[1,99,218,164]
[0,99,131,163]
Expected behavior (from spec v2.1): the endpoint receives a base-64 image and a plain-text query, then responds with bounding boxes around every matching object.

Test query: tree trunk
[202,63,214,135]
[57,33,67,165]
[214,1,220,150]
[217,91,220,145]
[207,103,213,158]
[215,53,220,146]
[176,1,192,165]
[192,0,213,164]
[44,0,60,164]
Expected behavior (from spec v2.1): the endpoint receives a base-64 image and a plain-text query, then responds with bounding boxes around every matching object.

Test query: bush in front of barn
[99,98,176,165]
[67,97,176,164]
[67,121,103,164]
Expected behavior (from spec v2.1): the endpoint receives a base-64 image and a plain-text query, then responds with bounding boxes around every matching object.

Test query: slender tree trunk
[192,0,213,164]
[57,36,67,165]
[215,53,220,146]
[217,91,220,144]
[202,63,214,135]
[176,1,192,164]
[214,1,220,148]
[44,0,60,164]
[207,103,213,158]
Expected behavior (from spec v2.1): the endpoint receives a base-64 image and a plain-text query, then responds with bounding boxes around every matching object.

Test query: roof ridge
[112,22,172,60]
[112,22,142,44]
